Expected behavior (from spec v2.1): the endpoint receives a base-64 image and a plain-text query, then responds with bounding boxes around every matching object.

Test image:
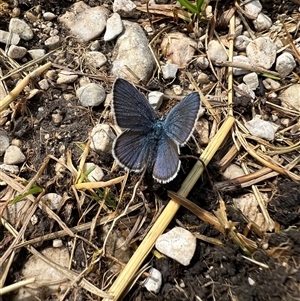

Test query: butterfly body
[112,78,201,183]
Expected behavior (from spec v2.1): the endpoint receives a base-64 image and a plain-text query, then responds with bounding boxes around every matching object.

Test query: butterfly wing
[112,130,152,172]
[164,92,201,145]
[152,134,180,183]
[113,78,157,130]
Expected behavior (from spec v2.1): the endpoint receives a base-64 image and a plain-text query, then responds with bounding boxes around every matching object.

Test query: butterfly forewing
[113,131,152,172]
[164,92,201,145]
[152,134,180,183]
[113,78,157,130]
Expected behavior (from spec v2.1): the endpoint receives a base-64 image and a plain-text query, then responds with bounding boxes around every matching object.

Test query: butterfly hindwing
[112,78,157,130]
[152,133,180,183]
[112,130,152,172]
[164,92,201,145]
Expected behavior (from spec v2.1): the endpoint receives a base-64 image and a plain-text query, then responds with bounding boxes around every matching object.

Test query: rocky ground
[0,0,300,300]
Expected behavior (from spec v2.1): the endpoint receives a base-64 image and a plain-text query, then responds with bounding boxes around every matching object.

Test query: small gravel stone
[104,13,124,42]
[113,0,137,17]
[0,29,20,45]
[38,79,49,90]
[237,83,255,99]
[9,18,33,40]
[0,164,19,175]
[207,40,228,65]
[90,124,116,153]
[53,239,63,248]
[246,37,276,69]
[7,45,27,59]
[263,78,281,90]
[195,118,209,145]
[279,84,300,109]
[244,0,262,19]
[57,71,78,84]
[161,32,198,68]
[144,268,162,294]
[173,85,183,95]
[76,83,106,107]
[0,131,9,155]
[86,51,107,68]
[28,49,46,60]
[43,12,56,21]
[245,115,276,140]
[196,56,209,69]
[275,52,296,78]
[83,162,105,182]
[253,12,272,32]
[148,91,164,110]
[41,193,62,210]
[197,72,210,84]
[243,72,259,90]
[232,55,251,76]
[155,227,196,266]
[59,1,109,42]
[161,63,178,79]
[223,164,245,179]
[4,145,26,164]
[90,40,100,51]
[44,35,60,49]
[235,35,252,51]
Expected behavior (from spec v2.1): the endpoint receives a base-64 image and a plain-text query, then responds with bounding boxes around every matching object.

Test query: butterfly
[112,78,201,183]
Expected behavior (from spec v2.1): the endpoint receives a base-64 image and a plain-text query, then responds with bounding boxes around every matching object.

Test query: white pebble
[144,268,162,293]
[253,12,272,32]
[104,13,124,41]
[83,162,104,182]
[57,71,78,84]
[262,78,280,90]
[148,91,164,110]
[28,49,46,60]
[207,40,228,65]
[76,83,106,107]
[245,115,276,140]
[4,145,26,164]
[9,18,33,40]
[275,52,296,78]
[161,63,178,79]
[7,45,27,59]
[44,35,60,49]
[41,193,62,210]
[0,131,9,155]
[90,124,116,153]
[155,227,196,266]
[244,0,262,19]
[86,51,107,68]
[53,239,63,248]
[243,72,259,90]
[43,12,56,21]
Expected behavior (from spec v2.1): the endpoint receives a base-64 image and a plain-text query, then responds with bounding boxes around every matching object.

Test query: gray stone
[235,35,252,51]
[253,12,272,32]
[9,18,33,41]
[113,0,136,17]
[76,83,106,107]
[0,131,9,156]
[196,56,209,69]
[44,35,60,49]
[86,51,107,68]
[7,45,27,59]
[275,52,296,78]
[4,145,26,164]
[104,13,124,41]
[38,79,50,90]
[246,37,276,69]
[112,21,155,82]
[232,55,251,75]
[0,164,19,175]
[161,63,178,79]
[243,72,259,90]
[28,49,46,60]
[245,115,276,140]
[244,0,262,19]
[0,29,20,45]
[43,12,56,21]
[57,71,78,84]
[59,1,109,42]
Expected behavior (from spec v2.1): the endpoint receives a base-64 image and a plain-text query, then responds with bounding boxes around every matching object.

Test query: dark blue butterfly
[112,78,201,183]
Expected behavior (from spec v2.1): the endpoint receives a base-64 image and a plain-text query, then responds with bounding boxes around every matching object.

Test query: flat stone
[155,227,196,266]
[253,12,272,32]
[161,63,178,79]
[113,0,137,17]
[28,49,46,60]
[59,1,109,42]
[246,37,276,69]
[9,18,33,40]
[112,20,155,82]
[104,13,124,41]
[276,52,296,78]
[7,45,27,59]
[86,51,107,68]
[207,40,228,65]
[4,145,26,164]
[76,83,106,107]
[161,32,198,68]
[0,29,20,45]
[57,71,78,84]
[90,124,116,153]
